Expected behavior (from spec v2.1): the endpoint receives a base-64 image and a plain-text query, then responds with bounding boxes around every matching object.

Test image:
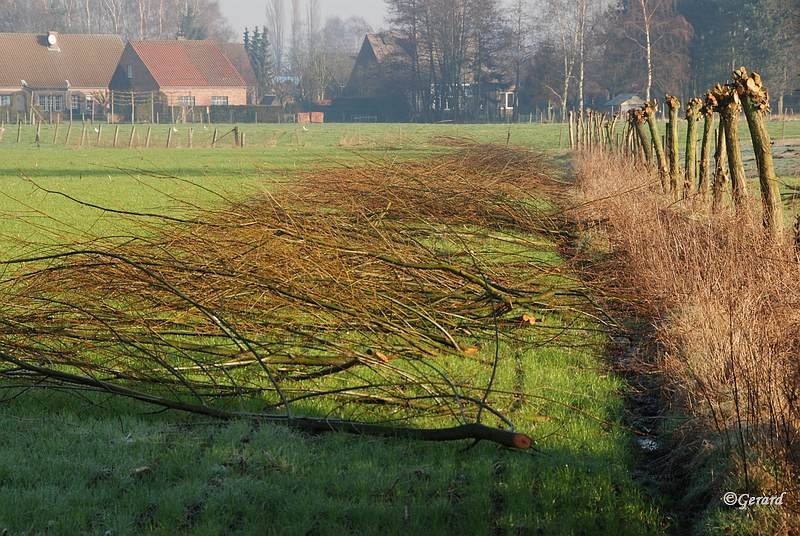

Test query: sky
[219,0,389,37]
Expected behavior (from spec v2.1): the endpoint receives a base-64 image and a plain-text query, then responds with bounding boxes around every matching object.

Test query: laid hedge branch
[1,351,532,449]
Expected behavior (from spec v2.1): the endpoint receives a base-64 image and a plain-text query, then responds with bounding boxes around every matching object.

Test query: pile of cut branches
[0,145,587,448]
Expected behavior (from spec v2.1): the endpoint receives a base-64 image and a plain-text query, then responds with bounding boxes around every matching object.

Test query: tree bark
[630,109,653,165]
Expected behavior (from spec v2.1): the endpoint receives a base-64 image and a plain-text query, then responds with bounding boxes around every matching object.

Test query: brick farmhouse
[110,39,247,108]
[0,31,124,119]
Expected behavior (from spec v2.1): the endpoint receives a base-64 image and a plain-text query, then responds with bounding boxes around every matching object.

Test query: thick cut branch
[684,97,702,199]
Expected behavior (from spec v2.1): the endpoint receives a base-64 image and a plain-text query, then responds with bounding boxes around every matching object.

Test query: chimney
[47,31,60,51]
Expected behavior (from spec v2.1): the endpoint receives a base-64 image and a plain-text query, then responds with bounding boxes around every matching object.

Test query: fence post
[128,125,136,148]
[113,125,119,148]
[96,124,103,146]
[145,126,152,148]
[64,122,72,145]
[211,128,218,148]
[188,127,193,149]
[79,124,86,147]
[166,127,173,148]
[52,122,60,144]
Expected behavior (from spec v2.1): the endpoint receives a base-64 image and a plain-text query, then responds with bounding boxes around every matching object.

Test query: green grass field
[0,121,796,535]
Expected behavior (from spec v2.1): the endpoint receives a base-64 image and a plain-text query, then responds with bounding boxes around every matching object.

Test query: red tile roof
[0,33,124,89]
[130,40,246,88]
[220,43,258,87]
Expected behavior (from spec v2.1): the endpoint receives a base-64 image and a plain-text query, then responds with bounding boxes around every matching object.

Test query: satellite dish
[47,33,57,46]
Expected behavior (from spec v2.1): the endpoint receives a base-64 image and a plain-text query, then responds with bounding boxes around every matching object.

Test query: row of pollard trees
[566,67,795,245]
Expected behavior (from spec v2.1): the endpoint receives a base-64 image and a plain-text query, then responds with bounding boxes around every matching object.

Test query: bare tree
[266,0,286,75]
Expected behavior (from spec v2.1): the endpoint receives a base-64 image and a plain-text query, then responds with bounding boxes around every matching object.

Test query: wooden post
[233,126,240,147]
[110,90,114,124]
[130,91,135,124]
[697,97,715,202]
[211,128,218,148]
[16,120,21,143]
[733,67,783,237]
[711,126,729,213]
[150,92,155,124]
[710,84,748,212]
[64,122,72,145]
[166,127,173,148]
[52,122,60,144]
[241,131,246,148]
[79,124,86,147]
[113,125,119,148]
[34,120,41,145]
[145,126,152,148]
[683,97,702,199]
[188,127,193,148]
[128,125,136,148]
[96,124,103,146]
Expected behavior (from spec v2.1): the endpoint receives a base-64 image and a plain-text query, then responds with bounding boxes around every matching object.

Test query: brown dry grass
[571,151,800,525]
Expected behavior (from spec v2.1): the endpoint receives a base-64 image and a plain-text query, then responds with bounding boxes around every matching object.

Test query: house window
[211,96,228,106]
[71,95,81,110]
[177,96,195,107]
[0,95,10,107]
[37,95,64,112]
[126,65,134,79]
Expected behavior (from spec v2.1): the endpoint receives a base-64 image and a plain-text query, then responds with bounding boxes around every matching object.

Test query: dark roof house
[0,31,124,114]
[111,39,248,107]
[345,31,415,98]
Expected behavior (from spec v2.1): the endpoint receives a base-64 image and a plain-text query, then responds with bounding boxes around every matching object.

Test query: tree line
[2,0,796,121]
[0,0,232,41]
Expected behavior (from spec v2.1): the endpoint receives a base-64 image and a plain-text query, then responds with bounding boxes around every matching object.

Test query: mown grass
[0,121,737,534]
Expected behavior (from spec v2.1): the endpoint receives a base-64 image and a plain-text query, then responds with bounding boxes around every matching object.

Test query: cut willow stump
[732,67,783,237]
[666,95,682,194]
[698,95,715,202]
[643,102,668,190]
[710,84,748,213]
[629,109,653,166]
[712,125,729,212]
[684,97,703,199]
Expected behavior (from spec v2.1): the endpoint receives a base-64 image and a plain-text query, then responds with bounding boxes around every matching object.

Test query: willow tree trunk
[643,102,668,190]
[684,97,702,199]
[733,68,783,237]
[666,95,682,194]
[698,99,715,202]
[630,110,653,165]
[712,125,729,213]
[711,85,748,213]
